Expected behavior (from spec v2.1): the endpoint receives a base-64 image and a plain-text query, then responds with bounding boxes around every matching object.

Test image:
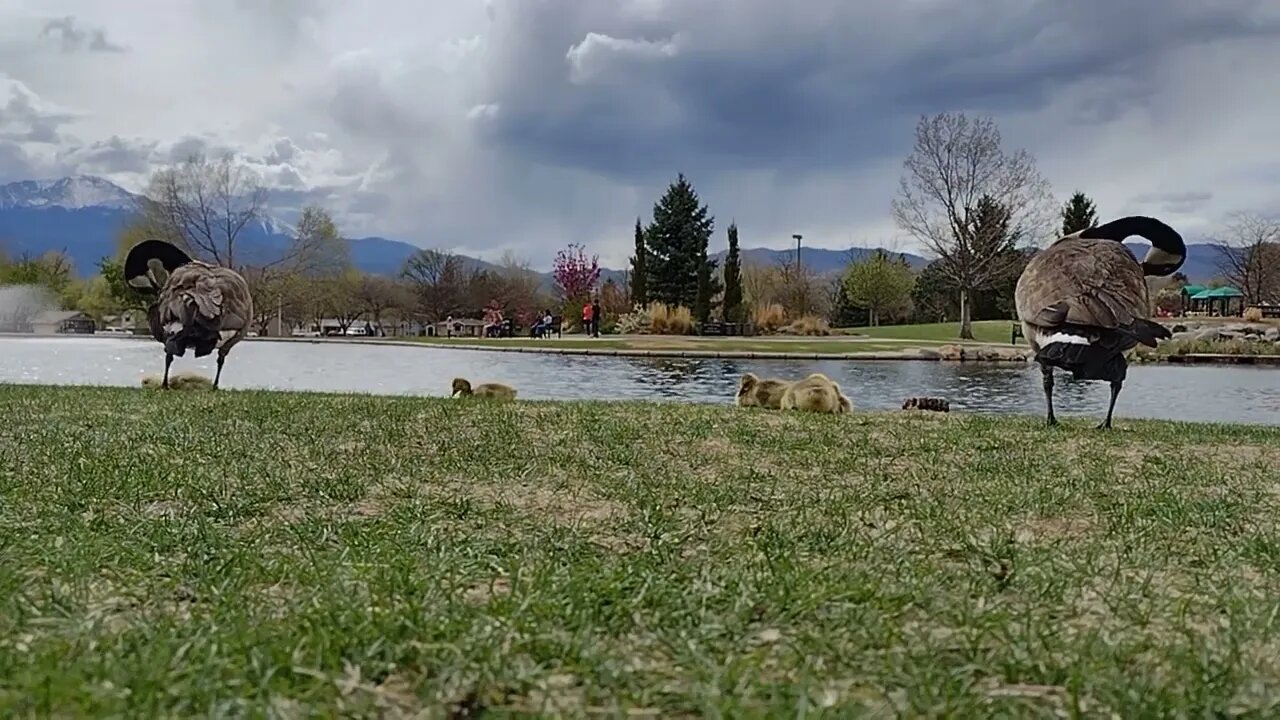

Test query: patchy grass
[843,320,1018,345]
[2,385,1280,716]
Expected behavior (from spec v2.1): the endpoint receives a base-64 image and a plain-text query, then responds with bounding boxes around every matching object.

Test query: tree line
[3,112,1277,338]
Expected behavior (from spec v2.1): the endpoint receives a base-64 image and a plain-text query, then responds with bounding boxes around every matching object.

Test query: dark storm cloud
[477,0,1280,180]
[58,135,156,174]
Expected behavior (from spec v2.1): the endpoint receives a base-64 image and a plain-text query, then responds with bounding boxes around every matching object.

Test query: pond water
[1,336,1277,425]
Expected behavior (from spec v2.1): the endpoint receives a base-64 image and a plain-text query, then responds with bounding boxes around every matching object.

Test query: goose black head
[124,240,193,293]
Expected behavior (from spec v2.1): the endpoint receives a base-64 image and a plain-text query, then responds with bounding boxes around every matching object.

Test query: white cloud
[0,0,1276,269]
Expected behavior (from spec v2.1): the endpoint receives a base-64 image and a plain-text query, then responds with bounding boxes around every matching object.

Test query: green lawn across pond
[1,384,1278,716]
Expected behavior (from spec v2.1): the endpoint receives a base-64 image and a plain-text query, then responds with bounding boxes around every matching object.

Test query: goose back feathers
[124,240,253,389]
[1014,215,1184,427]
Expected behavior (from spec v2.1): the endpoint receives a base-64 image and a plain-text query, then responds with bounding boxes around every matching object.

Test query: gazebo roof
[1181,284,1208,297]
[1189,286,1245,300]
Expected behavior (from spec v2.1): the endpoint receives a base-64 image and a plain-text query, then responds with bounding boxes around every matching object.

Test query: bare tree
[355,275,413,334]
[774,255,828,318]
[138,154,351,278]
[892,112,1055,339]
[139,154,268,269]
[400,249,467,322]
[1213,213,1280,305]
[318,271,366,333]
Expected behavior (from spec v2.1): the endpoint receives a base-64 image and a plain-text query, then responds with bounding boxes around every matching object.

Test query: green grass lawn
[846,320,1017,344]
[2,385,1279,716]
[403,320,1024,354]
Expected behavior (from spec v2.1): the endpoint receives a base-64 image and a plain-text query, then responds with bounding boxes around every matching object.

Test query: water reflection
[0,336,1276,425]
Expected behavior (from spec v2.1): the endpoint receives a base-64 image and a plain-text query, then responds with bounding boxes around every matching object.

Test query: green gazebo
[1185,285,1245,316]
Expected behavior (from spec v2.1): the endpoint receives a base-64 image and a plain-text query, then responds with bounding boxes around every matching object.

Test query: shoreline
[3,332,1279,365]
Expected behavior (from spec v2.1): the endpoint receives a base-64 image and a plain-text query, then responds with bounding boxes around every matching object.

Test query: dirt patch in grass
[1021,515,1096,541]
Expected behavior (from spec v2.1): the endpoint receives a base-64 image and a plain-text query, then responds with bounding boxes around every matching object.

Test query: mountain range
[0,175,1224,286]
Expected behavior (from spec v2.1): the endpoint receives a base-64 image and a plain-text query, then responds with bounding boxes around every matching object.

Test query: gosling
[902,397,950,413]
[780,373,851,415]
[141,371,214,391]
[735,372,792,409]
[451,377,517,400]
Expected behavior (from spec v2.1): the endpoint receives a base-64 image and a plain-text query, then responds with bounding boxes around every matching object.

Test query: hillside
[0,175,1225,284]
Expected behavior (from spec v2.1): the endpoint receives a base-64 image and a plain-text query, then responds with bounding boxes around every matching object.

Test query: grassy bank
[2,386,1279,716]
[844,319,1015,345]
[406,320,1022,355]
[407,335,929,354]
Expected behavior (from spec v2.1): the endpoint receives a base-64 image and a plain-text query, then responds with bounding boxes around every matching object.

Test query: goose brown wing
[1017,239,1147,330]
[211,267,252,331]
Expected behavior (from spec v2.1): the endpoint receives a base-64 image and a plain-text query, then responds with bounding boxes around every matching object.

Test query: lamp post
[792,233,802,271]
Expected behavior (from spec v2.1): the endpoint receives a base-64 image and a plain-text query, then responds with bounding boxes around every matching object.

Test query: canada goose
[1014,216,1184,429]
[124,239,253,390]
[451,378,517,400]
[780,373,852,415]
[734,373,792,409]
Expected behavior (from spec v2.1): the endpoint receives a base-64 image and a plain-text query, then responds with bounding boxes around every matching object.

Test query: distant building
[432,318,486,338]
[30,310,96,335]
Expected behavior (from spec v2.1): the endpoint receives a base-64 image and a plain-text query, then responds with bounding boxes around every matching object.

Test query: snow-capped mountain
[0,175,139,211]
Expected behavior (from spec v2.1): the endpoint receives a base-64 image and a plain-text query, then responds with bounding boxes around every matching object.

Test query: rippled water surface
[2,336,1277,424]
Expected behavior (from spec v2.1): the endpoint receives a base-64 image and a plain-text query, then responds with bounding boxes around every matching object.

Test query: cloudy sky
[1,0,1277,267]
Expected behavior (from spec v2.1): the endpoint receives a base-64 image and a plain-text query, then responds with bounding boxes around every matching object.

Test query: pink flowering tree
[552,243,601,308]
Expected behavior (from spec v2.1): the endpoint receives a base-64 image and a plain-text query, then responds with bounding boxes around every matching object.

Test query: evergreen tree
[721,222,743,322]
[694,248,712,323]
[1060,191,1098,236]
[629,217,648,306]
[644,173,714,308]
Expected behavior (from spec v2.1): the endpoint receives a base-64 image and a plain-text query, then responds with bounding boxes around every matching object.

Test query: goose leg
[1040,361,1057,426]
[162,353,173,390]
[1097,381,1122,430]
[212,351,226,390]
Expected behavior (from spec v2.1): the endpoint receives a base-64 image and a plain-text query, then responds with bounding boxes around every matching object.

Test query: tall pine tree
[721,222,743,323]
[1060,191,1098,236]
[644,173,714,308]
[694,248,712,323]
[629,217,648,306]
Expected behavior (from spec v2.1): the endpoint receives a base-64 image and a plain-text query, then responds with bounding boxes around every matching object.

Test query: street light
[792,234,803,270]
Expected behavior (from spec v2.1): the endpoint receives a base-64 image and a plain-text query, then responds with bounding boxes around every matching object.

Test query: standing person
[582,301,594,336]
[592,297,603,337]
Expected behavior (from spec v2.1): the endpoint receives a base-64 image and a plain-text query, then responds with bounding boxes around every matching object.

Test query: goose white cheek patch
[164,322,183,335]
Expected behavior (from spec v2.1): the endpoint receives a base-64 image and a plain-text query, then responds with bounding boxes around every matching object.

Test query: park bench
[1010,322,1024,344]
[531,316,563,339]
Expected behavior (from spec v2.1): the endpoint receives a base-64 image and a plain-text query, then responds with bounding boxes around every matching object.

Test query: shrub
[752,303,786,334]
[1161,337,1280,356]
[614,302,695,335]
[615,304,652,335]
[1243,306,1264,322]
[781,315,831,336]
[650,302,694,335]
